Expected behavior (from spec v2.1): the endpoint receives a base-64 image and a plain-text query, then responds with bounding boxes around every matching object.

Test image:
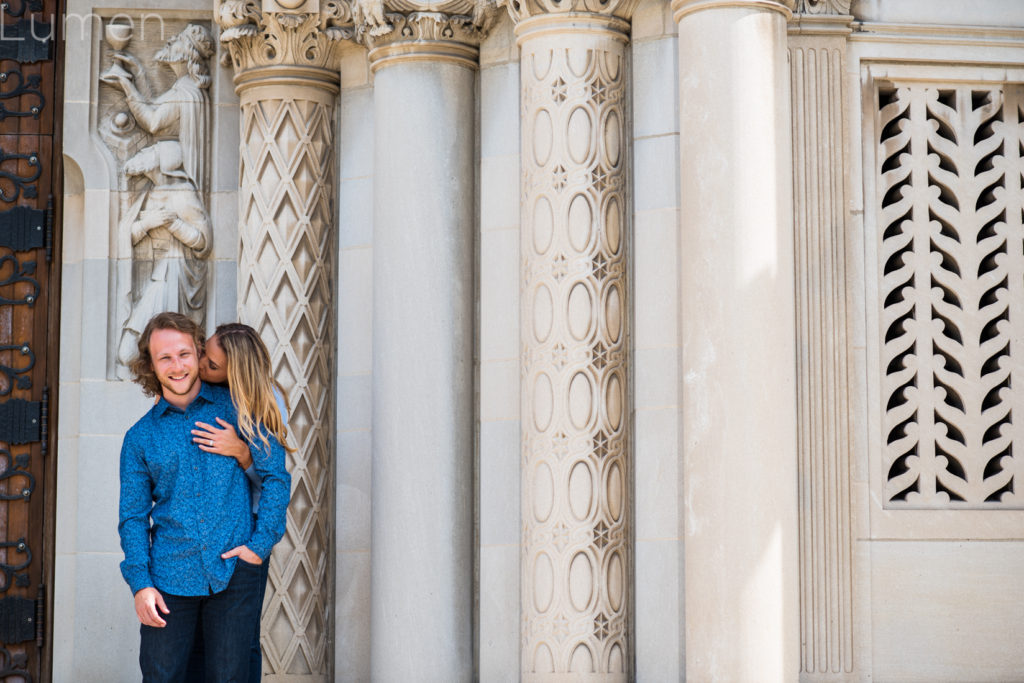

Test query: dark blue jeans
[186,557,270,683]
[139,559,263,683]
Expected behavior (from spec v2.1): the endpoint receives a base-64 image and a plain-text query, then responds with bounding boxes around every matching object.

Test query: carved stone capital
[788,0,852,35]
[503,0,639,25]
[794,0,849,14]
[216,0,353,93]
[360,9,492,70]
[671,0,794,23]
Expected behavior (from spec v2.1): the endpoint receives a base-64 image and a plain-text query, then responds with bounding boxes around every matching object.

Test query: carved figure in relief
[100,24,215,373]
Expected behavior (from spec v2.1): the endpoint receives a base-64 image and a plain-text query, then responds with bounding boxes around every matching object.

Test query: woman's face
[199,334,228,384]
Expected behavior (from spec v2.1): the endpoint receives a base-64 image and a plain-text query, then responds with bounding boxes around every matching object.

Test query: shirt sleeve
[243,463,260,491]
[118,431,154,595]
[245,429,290,559]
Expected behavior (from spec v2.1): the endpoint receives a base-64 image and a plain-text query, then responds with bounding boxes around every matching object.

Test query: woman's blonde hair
[213,323,295,455]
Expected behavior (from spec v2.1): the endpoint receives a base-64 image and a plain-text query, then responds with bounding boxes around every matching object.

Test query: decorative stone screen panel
[875,76,1024,509]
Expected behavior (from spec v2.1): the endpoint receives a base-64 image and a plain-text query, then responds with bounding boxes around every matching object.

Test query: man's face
[199,334,228,384]
[149,328,200,400]
[154,35,183,65]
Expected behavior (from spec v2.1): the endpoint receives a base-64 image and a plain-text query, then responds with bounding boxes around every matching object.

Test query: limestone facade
[52,0,1024,681]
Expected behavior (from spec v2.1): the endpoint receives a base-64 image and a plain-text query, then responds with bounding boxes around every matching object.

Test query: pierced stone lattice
[878,82,1024,507]
[520,30,631,679]
[239,93,334,675]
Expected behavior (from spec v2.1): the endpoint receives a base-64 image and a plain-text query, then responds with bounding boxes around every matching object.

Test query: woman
[189,322,293,682]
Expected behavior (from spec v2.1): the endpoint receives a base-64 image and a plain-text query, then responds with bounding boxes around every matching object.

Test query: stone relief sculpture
[98,22,214,373]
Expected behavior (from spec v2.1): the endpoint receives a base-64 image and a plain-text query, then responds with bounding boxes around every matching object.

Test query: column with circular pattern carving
[218,1,350,678]
[510,3,636,676]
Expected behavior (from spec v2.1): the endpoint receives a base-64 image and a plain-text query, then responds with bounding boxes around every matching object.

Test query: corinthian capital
[502,0,639,24]
[217,0,353,85]
[357,0,497,41]
[351,0,497,68]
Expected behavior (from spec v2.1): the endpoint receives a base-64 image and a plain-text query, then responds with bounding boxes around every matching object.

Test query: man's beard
[160,371,199,397]
[155,39,186,65]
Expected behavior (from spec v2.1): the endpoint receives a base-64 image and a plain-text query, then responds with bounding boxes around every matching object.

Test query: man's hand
[139,209,176,230]
[222,545,262,565]
[134,587,169,627]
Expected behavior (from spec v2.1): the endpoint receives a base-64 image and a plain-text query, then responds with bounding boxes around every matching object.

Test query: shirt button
[202,545,207,550]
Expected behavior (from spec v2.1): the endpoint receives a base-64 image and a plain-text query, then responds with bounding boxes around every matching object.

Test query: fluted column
[788,3,858,678]
[354,6,489,681]
[508,0,637,677]
[671,0,799,680]
[218,2,349,678]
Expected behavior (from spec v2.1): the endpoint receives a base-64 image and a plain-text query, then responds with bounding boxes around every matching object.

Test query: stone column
[506,0,637,678]
[788,2,858,678]
[671,0,800,680]
[353,6,489,681]
[218,2,349,679]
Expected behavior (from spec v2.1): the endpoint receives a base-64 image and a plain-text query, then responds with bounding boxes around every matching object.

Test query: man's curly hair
[128,312,205,397]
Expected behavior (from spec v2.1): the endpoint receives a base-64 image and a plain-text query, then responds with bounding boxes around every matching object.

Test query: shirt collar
[154,381,213,416]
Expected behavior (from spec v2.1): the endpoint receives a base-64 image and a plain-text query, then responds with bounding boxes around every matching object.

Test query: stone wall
[53,0,1024,680]
[56,0,238,679]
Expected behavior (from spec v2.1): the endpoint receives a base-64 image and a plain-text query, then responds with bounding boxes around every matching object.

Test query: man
[118,311,290,682]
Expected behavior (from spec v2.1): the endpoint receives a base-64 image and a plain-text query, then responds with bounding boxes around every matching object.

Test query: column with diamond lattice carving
[352,6,489,680]
[672,0,799,680]
[506,0,637,677]
[218,1,349,678]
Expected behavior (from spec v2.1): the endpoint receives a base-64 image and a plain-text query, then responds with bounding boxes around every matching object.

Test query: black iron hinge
[0,397,40,444]
[0,18,53,63]
[0,594,32,643]
[0,584,43,645]
[0,204,44,253]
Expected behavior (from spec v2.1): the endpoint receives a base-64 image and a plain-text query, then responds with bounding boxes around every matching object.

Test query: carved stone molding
[518,21,631,680]
[217,0,351,92]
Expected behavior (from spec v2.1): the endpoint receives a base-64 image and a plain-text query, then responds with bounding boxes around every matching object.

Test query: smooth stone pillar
[370,55,476,682]
[672,0,800,680]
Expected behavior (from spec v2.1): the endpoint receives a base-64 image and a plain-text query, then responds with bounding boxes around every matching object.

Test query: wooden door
[0,0,63,680]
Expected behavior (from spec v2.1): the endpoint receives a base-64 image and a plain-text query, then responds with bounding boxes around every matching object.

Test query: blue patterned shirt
[118,382,290,596]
